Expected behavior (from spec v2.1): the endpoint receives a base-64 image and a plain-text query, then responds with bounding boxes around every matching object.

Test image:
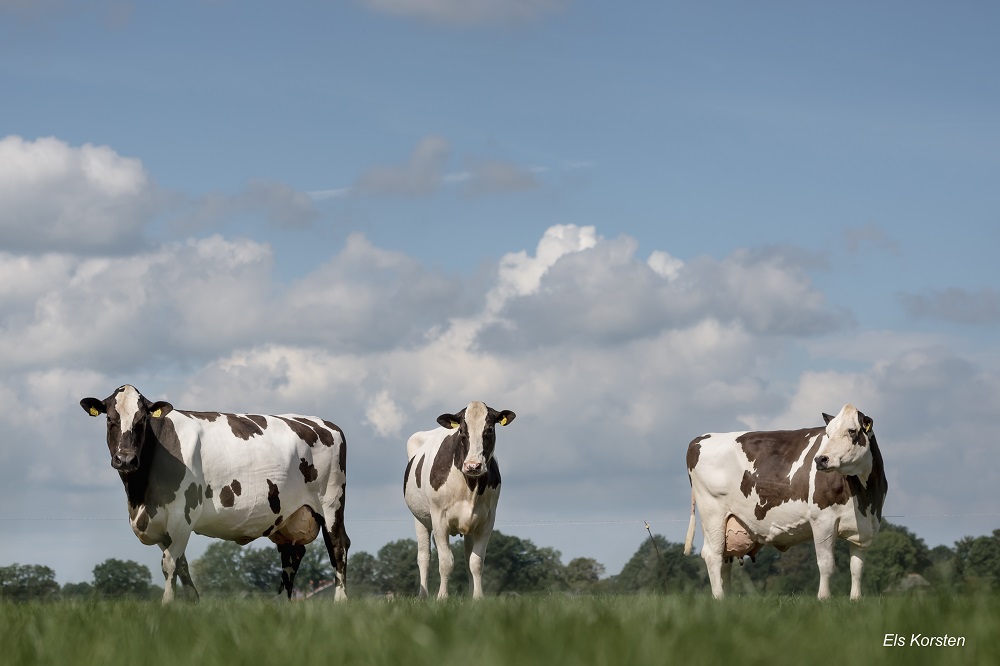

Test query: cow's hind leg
[700,519,728,599]
[315,500,350,601]
[414,517,432,598]
[276,542,307,599]
[848,543,865,600]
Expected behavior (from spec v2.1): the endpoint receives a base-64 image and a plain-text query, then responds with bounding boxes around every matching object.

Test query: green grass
[2,595,997,665]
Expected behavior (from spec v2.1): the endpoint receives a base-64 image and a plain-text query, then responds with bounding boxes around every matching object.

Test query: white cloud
[358,0,567,26]
[2,221,998,584]
[0,135,158,254]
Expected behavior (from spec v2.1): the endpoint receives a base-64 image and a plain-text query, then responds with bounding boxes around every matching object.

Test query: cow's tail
[683,489,697,555]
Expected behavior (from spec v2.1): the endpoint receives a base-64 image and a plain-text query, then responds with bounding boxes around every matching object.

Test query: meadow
[2,594,996,666]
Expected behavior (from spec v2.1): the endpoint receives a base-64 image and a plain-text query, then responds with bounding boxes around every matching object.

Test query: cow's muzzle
[463,461,485,477]
[113,452,140,473]
[814,455,831,472]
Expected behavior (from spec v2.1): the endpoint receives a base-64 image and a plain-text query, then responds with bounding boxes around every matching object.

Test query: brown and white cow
[81,385,350,603]
[403,402,515,599]
[683,404,887,599]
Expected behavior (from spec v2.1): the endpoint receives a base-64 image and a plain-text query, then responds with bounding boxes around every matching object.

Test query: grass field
[2,594,996,666]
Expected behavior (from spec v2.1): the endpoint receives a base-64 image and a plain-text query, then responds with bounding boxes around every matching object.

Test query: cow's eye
[848,428,858,437]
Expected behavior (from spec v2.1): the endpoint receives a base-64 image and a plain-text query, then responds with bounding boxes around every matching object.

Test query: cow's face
[80,385,173,474]
[437,402,515,478]
[814,404,874,477]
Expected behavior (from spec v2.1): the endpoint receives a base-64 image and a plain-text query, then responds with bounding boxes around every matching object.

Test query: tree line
[3,523,999,601]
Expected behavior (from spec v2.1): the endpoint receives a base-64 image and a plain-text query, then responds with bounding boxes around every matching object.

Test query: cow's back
[165,411,345,542]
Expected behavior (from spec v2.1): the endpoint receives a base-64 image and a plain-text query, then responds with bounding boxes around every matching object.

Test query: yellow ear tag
[89,407,100,417]
[151,408,162,418]
[500,416,507,426]
[450,421,460,429]
[865,422,872,433]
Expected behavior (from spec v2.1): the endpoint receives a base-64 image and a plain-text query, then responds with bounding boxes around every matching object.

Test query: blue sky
[1,1,998,588]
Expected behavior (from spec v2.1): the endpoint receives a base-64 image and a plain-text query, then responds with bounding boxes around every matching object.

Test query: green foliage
[565,557,606,594]
[955,529,1000,591]
[192,541,333,597]
[0,564,61,602]
[60,581,95,600]
[91,559,153,599]
[2,596,999,666]
[192,542,247,595]
[482,532,566,595]
[610,534,703,594]
[862,522,932,594]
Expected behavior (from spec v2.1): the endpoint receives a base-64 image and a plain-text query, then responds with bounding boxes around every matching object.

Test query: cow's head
[437,401,515,478]
[80,385,173,474]
[814,404,874,477]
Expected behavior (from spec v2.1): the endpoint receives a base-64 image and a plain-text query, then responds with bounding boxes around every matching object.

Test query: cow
[80,385,350,603]
[683,403,887,600]
[403,402,515,599]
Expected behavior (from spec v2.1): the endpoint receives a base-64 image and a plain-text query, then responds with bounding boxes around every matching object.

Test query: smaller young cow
[403,402,515,599]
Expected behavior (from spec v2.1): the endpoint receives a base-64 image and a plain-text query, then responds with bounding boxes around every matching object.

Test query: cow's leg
[848,544,865,600]
[276,542,307,599]
[433,520,454,600]
[720,558,734,597]
[414,517,432,598]
[464,512,496,599]
[318,483,350,601]
[814,533,836,600]
[159,531,193,605]
[701,520,727,599]
[173,554,200,601]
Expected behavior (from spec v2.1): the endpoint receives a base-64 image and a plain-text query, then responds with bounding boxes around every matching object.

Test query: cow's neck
[846,434,888,521]
[119,422,157,511]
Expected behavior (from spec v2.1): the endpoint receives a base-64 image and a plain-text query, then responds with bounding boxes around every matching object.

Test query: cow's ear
[860,414,873,433]
[149,401,173,418]
[437,414,461,429]
[497,410,516,426]
[822,413,834,425]
[81,398,106,417]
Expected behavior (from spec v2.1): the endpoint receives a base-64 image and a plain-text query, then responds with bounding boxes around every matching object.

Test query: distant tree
[611,535,702,594]
[925,544,958,592]
[375,539,419,595]
[241,546,282,594]
[60,581,95,600]
[346,551,382,597]
[192,541,248,595]
[295,544,335,593]
[565,557,606,594]
[862,522,932,594]
[482,532,566,595]
[955,529,1000,591]
[0,564,61,601]
[92,559,153,598]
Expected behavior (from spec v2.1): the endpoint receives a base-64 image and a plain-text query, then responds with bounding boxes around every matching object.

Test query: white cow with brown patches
[403,402,515,599]
[81,385,350,603]
[684,404,888,600]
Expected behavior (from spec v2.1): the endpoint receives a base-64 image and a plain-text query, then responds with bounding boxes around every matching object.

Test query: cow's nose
[814,455,829,470]
[464,461,483,474]
[113,453,137,470]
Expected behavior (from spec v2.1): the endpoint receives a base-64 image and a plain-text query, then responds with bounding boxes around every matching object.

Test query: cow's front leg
[173,554,200,601]
[432,521,454,600]
[159,531,193,604]
[848,543,865,600]
[414,517,432,598]
[814,533,836,600]
[465,512,496,599]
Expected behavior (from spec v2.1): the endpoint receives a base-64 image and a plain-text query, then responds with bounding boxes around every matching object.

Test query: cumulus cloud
[0,135,159,254]
[479,232,844,350]
[354,136,451,197]
[2,220,998,583]
[358,0,567,26]
[899,287,1000,325]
